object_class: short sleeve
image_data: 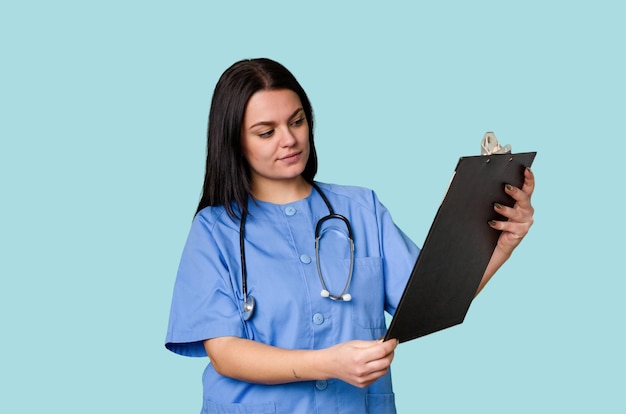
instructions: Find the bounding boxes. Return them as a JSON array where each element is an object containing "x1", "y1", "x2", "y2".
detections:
[
  {"x1": 165, "y1": 212, "x2": 246, "y2": 357},
  {"x1": 372, "y1": 192, "x2": 421, "y2": 315}
]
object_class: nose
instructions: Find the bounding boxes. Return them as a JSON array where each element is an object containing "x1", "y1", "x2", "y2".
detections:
[{"x1": 278, "y1": 126, "x2": 297, "y2": 147}]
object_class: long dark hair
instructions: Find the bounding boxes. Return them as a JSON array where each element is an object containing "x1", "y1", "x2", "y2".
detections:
[{"x1": 196, "y1": 58, "x2": 317, "y2": 218}]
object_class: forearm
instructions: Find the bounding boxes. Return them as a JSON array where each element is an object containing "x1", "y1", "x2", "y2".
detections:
[
  {"x1": 475, "y1": 245, "x2": 511, "y2": 296},
  {"x1": 204, "y1": 336, "x2": 330, "y2": 385}
]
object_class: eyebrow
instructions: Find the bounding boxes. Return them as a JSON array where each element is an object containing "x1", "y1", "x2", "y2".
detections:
[{"x1": 248, "y1": 108, "x2": 304, "y2": 130}]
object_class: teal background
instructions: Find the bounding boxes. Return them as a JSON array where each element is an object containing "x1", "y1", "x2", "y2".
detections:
[{"x1": 1, "y1": 1, "x2": 624, "y2": 412}]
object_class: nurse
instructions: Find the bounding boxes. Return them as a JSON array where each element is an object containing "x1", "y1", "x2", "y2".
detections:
[{"x1": 165, "y1": 58, "x2": 535, "y2": 414}]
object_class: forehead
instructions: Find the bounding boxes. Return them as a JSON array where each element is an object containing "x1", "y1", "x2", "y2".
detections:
[{"x1": 243, "y1": 89, "x2": 303, "y2": 124}]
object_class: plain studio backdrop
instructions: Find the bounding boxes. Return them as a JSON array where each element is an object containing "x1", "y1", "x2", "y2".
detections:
[{"x1": 1, "y1": 1, "x2": 624, "y2": 412}]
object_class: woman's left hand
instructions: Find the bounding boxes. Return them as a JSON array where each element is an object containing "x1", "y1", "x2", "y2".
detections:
[
  {"x1": 489, "y1": 167, "x2": 535, "y2": 255},
  {"x1": 477, "y1": 167, "x2": 535, "y2": 295}
]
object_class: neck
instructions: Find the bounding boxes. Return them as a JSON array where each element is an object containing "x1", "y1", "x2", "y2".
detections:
[{"x1": 250, "y1": 176, "x2": 312, "y2": 204}]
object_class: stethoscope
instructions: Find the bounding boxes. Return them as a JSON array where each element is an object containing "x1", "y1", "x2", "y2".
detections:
[{"x1": 239, "y1": 182, "x2": 354, "y2": 321}]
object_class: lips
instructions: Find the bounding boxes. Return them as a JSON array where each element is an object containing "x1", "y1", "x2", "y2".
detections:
[{"x1": 279, "y1": 151, "x2": 302, "y2": 163}]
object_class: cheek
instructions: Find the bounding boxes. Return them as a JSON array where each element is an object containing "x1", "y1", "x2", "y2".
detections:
[
  {"x1": 298, "y1": 128, "x2": 310, "y2": 149},
  {"x1": 243, "y1": 141, "x2": 270, "y2": 164},
  {"x1": 302, "y1": 135, "x2": 311, "y2": 156},
  {"x1": 241, "y1": 137, "x2": 257, "y2": 160}
]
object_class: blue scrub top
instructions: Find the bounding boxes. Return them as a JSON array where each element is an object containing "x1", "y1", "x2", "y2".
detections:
[{"x1": 165, "y1": 183, "x2": 420, "y2": 414}]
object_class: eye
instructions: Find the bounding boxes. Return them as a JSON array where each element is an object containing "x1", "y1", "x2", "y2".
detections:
[
  {"x1": 258, "y1": 129, "x2": 274, "y2": 138},
  {"x1": 291, "y1": 117, "x2": 305, "y2": 127}
]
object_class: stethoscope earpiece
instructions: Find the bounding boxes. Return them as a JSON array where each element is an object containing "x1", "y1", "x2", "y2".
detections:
[{"x1": 320, "y1": 290, "x2": 352, "y2": 301}]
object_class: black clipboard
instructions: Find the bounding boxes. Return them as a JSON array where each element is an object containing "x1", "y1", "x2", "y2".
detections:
[{"x1": 384, "y1": 152, "x2": 536, "y2": 343}]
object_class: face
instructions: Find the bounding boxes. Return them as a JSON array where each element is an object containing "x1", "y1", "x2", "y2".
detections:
[{"x1": 241, "y1": 89, "x2": 310, "y2": 189}]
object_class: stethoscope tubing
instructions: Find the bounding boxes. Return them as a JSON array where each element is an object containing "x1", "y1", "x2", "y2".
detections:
[{"x1": 239, "y1": 182, "x2": 354, "y2": 321}]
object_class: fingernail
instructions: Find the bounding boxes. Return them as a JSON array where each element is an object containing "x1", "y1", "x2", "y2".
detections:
[
  {"x1": 494, "y1": 203, "x2": 503, "y2": 210},
  {"x1": 506, "y1": 184, "x2": 513, "y2": 191},
  {"x1": 488, "y1": 220, "x2": 497, "y2": 227}
]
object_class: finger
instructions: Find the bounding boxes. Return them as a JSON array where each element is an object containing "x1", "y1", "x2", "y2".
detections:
[
  {"x1": 364, "y1": 353, "x2": 394, "y2": 373},
  {"x1": 353, "y1": 344, "x2": 390, "y2": 369},
  {"x1": 361, "y1": 350, "x2": 394, "y2": 380},
  {"x1": 380, "y1": 338, "x2": 398, "y2": 352},
  {"x1": 362, "y1": 365, "x2": 392, "y2": 385},
  {"x1": 349, "y1": 340, "x2": 377, "y2": 349},
  {"x1": 504, "y1": 182, "x2": 532, "y2": 211},
  {"x1": 504, "y1": 168, "x2": 535, "y2": 203},
  {"x1": 351, "y1": 365, "x2": 391, "y2": 388},
  {"x1": 521, "y1": 167, "x2": 535, "y2": 198},
  {"x1": 491, "y1": 220, "x2": 531, "y2": 239},
  {"x1": 347, "y1": 347, "x2": 394, "y2": 388},
  {"x1": 494, "y1": 201, "x2": 533, "y2": 223}
]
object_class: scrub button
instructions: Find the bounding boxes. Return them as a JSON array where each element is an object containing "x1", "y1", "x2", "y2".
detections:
[
  {"x1": 312, "y1": 313, "x2": 324, "y2": 325},
  {"x1": 285, "y1": 206, "x2": 297, "y2": 216},
  {"x1": 315, "y1": 380, "x2": 328, "y2": 390},
  {"x1": 300, "y1": 254, "x2": 311, "y2": 264}
]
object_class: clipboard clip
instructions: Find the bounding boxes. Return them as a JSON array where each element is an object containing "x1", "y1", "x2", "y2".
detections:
[{"x1": 481, "y1": 132, "x2": 511, "y2": 155}]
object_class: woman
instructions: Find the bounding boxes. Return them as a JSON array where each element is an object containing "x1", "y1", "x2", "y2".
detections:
[{"x1": 165, "y1": 58, "x2": 535, "y2": 413}]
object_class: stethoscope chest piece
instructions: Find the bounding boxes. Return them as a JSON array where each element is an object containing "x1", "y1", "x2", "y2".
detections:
[{"x1": 243, "y1": 295, "x2": 256, "y2": 321}]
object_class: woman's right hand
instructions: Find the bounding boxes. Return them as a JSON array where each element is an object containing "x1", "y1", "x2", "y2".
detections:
[{"x1": 322, "y1": 339, "x2": 398, "y2": 388}]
